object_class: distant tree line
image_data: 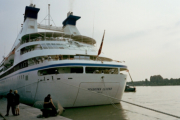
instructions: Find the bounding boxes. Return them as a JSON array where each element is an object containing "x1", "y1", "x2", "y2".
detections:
[{"x1": 127, "y1": 75, "x2": 180, "y2": 86}]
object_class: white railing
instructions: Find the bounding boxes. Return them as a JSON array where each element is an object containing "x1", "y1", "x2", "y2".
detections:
[
  {"x1": 37, "y1": 24, "x2": 63, "y2": 32},
  {"x1": 27, "y1": 57, "x2": 122, "y2": 67},
  {"x1": 21, "y1": 38, "x2": 67, "y2": 45}
]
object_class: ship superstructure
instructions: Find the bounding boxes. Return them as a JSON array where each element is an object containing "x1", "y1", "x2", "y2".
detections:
[{"x1": 0, "y1": 4, "x2": 127, "y2": 107}]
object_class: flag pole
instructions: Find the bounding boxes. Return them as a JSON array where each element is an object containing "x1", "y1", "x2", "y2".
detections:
[{"x1": 96, "y1": 30, "x2": 105, "y2": 60}]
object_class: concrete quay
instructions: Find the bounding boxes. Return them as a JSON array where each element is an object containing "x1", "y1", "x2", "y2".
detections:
[{"x1": 0, "y1": 98, "x2": 71, "y2": 120}]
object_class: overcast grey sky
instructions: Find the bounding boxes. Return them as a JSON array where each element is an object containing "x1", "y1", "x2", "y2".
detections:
[{"x1": 1, "y1": 0, "x2": 180, "y2": 81}]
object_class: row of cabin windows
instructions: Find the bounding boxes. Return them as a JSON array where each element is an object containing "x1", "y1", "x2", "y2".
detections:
[
  {"x1": 0, "y1": 57, "x2": 115, "y2": 79},
  {"x1": 28, "y1": 55, "x2": 111, "y2": 67},
  {"x1": 20, "y1": 43, "x2": 96, "y2": 55},
  {"x1": 39, "y1": 76, "x2": 61, "y2": 81},
  {"x1": 0, "y1": 67, "x2": 119, "y2": 81},
  {"x1": 21, "y1": 37, "x2": 69, "y2": 45},
  {"x1": 0, "y1": 75, "x2": 28, "y2": 83},
  {"x1": 18, "y1": 75, "x2": 24, "y2": 79},
  {"x1": 0, "y1": 60, "x2": 28, "y2": 79},
  {"x1": 38, "y1": 67, "x2": 118, "y2": 76},
  {"x1": 17, "y1": 75, "x2": 28, "y2": 80}
]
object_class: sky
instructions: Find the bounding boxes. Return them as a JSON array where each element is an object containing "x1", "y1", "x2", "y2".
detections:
[{"x1": 1, "y1": 0, "x2": 180, "y2": 81}]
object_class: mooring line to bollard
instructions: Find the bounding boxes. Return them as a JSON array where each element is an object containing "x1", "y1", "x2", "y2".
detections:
[
  {"x1": 57, "y1": 80, "x2": 180, "y2": 119},
  {"x1": 127, "y1": 70, "x2": 136, "y2": 88},
  {"x1": 101, "y1": 77, "x2": 161, "y2": 119},
  {"x1": 120, "y1": 100, "x2": 180, "y2": 119},
  {"x1": 0, "y1": 112, "x2": 6, "y2": 120},
  {"x1": 33, "y1": 81, "x2": 40, "y2": 103}
]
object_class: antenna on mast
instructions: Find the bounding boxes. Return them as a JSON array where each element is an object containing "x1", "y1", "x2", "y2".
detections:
[
  {"x1": 30, "y1": 0, "x2": 33, "y2": 4},
  {"x1": 38, "y1": 4, "x2": 57, "y2": 28},
  {"x1": 3, "y1": 43, "x2": 5, "y2": 59},
  {"x1": 48, "y1": 4, "x2": 50, "y2": 26}
]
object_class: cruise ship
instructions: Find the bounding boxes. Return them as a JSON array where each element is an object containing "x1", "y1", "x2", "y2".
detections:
[{"x1": 0, "y1": 4, "x2": 127, "y2": 107}]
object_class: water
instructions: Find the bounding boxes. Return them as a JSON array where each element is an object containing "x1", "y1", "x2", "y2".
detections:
[{"x1": 62, "y1": 86, "x2": 180, "y2": 120}]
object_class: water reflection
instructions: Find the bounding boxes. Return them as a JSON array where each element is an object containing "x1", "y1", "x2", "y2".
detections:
[{"x1": 62, "y1": 103, "x2": 127, "y2": 120}]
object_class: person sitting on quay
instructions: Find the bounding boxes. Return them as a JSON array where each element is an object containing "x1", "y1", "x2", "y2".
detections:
[
  {"x1": 5, "y1": 89, "x2": 15, "y2": 116},
  {"x1": 43, "y1": 94, "x2": 57, "y2": 117},
  {"x1": 14, "y1": 90, "x2": 20, "y2": 116}
]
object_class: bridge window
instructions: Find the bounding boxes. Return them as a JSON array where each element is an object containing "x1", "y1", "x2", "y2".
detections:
[
  {"x1": 86, "y1": 67, "x2": 118, "y2": 74},
  {"x1": 38, "y1": 67, "x2": 83, "y2": 76}
]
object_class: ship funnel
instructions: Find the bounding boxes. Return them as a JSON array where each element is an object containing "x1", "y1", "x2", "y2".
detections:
[
  {"x1": 62, "y1": 12, "x2": 81, "y2": 27},
  {"x1": 24, "y1": 4, "x2": 40, "y2": 22}
]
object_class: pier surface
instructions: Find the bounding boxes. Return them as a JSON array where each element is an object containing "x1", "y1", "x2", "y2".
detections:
[{"x1": 0, "y1": 98, "x2": 71, "y2": 120}]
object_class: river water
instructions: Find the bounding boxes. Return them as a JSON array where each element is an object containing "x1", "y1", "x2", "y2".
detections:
[{"x1": 62, "y1": 86, "x2": 180, "y2": 120}]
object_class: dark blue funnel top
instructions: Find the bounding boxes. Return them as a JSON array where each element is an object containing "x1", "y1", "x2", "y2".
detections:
[
  {"x1": 24, "y1": 6, "x2": 40, "y2": 22},
  {"x1": 62, "y1": 15, "x2": 81, "y2": 27}
]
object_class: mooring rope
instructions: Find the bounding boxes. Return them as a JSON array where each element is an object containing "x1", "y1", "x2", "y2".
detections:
[
  {"x1": 33, "y1": 80, "x2": 40, "y2": 103},
  {"x1": 120, "y1": 100, "x2": 180, "y2": 118},
  {"x1": 0, "y1": 112, "x2": 6, "y2": 120},
  {"x1": 102, "y1": 77, "x2": 121, "y2": 109},
  {"x1": 101, "y1": 77, "x2": 162, "y2": 119},
  {"x1": 127, "y1": 70, "x2": 135, "y2": 88},
  {"x1": 1, "y1": 80, "x2": 180, "y2": 119},
  {"x1": 57, "y1": 80, "x2": 180, "y2": 119}
]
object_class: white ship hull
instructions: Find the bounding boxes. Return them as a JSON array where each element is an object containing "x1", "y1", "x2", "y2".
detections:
[{"x1": 0, "y1": 60, "x2": 126, "y2": 107}]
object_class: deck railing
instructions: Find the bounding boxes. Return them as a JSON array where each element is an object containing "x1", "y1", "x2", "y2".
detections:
[{"x1": 27, "y1": 56, "x2": 121, "y2": 67}]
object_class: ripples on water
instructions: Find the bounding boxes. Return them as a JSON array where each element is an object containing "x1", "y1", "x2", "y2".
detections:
[{"x1": 62, "y1": 86, "x2": 180, "y2": 120}]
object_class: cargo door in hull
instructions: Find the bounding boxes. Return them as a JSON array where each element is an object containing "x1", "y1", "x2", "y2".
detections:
[{"x1": 73, "y1": 82, "x2": 120, "y2": 107}]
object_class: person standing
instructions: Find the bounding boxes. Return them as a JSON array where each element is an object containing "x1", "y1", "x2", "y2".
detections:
[
  {"x1": 5, "y1": 89, "x2": 15, "y2": 116},
  {"x1": 14, "y1": 90, "x2": 20, "y2": 116}
]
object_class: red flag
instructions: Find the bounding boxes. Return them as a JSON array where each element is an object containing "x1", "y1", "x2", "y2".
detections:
[{"x1": 97, "y1": 30, "x2": 105, "y2": 57}]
